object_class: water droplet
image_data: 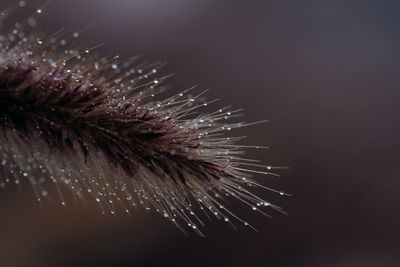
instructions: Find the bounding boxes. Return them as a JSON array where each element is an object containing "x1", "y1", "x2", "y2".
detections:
[{"x1": 28, "y1": 17, "x2": 37, "y2": 26}]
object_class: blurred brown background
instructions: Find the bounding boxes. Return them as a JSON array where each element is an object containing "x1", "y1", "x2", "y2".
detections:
[{"x1": 0, "y1": 0, "x2": 400, "y2": 266}]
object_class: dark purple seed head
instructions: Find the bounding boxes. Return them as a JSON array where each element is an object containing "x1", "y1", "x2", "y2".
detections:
[{"x1": 0, "y1": 2, "x2": 288, "y2": 235}]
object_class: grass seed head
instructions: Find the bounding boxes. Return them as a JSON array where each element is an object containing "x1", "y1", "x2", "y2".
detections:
[{"x1": 0, "y1": 2, "x2": 287, "y2": 235}]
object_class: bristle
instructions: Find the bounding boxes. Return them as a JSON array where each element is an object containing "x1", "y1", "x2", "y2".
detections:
[{"x1": 0, "y1": 2, "x2": 287, "y2": 235}]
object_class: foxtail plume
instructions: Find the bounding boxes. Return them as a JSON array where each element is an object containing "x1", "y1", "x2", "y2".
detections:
[{"x1": 0, "y1": 1, "x2": 288, "y2": 235}]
